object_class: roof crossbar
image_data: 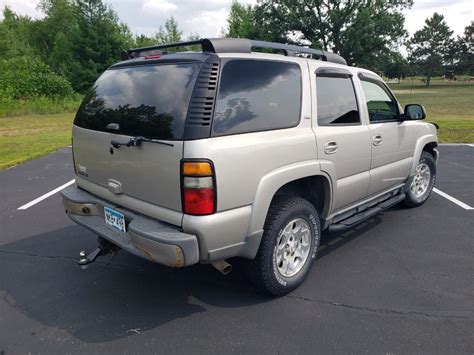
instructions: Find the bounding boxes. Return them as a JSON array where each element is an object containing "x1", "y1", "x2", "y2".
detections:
[{"x1": 121, "y1": 38, "x2": 347, "y2": 66}]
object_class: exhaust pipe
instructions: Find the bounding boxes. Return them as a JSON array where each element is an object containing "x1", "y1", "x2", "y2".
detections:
[{"x1": 211, "y1": 260, "x2": 232, "y2": 275}]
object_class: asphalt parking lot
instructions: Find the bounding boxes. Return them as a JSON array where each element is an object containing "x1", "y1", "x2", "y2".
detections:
[{"x1": 1, "y1": 145, "x2": 473, "y2": 353}]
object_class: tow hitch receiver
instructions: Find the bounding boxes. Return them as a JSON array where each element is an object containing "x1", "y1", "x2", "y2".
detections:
[{"x1": 78, "y1": 237, "x2": 119, "y2": 269}]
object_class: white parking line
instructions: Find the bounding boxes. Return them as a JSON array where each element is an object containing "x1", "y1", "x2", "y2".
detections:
[
  {"x1": 16, "y1": 179, "x2": 472, "y2": 212},
  {"x1": 17, "y1": 179, "x2": 75, "y2": 210},
  {"x1": 433, "y1": 188, "x2": 473, "y2": 210},
  {"x1": 439, "y1": 143, "x2": 474, "y2": 147}
]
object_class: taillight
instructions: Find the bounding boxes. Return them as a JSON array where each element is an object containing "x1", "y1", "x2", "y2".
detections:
[
  {"x1": 182, "y1": 161, "x2": 215, "y2": 215},
  {"x1": 72, "y1": 137, "x2": 77, "y2": 175}
]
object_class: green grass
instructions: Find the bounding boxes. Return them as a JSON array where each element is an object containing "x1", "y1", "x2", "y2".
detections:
[
  {"x1": 0, "y1": 95, "x2": 82, "y2": 118},
  {"x1": 0, "y1": 113, "x2": 75, "y2": 169},
  {"x1": 388, "y1": 79, "x2": 474, "y2": 142}
]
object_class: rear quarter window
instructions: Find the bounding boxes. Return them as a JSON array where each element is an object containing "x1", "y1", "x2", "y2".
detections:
[{"x1": 212, "y1": 60, "x2": 302, "y2": 136}]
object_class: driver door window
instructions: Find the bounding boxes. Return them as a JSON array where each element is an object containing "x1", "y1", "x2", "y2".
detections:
[{"x1": 361, "y1": 80, "x2": 399, "y2": 122}]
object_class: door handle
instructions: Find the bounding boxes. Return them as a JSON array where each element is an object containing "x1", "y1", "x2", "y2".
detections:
[
  {"x1": 324, "y1": 141, "x2": 338, "y2": 154},
  {"x1": 372, "y1": 134, "x2": 383, "y2": 146}
]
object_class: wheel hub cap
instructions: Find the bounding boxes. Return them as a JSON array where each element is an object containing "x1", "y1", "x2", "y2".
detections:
[
  {"x1": 274, "y1": 218, "x2": 311, "y2": 278},
  {"x1": 410, "y1": 162, "x2": 431, "y2": 197}
]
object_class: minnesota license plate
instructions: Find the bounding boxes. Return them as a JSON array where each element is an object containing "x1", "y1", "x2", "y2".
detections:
[{"x1": 104, "y1": 207, "x2": 126, "y2": 233}]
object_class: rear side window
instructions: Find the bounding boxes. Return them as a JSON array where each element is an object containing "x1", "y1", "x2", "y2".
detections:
[
  {"x1": 74, "y1": 63, "x2": 200, "y2": 140},
  {"x1": 316, "y1": 76, "x2": 360, "y2": 125},
  {"x1": 212, "y1": 60, "x2": 301, "y2": 136}
]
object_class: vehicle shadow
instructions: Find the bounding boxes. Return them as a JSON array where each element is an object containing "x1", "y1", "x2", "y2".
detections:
[
  {"x1": 0, "y1": 217, "x2": 382, "y2": 343},
  {"x1": 319, "y1": 216, "x2": 383, "y2": 258}
]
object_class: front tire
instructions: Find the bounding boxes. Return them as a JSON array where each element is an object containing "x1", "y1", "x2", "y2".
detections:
[
  {"x1": 246, "y1": 197, "x2": 321, "y2": 296},
  {"x1": 405, "y1": 151, "x2": 436, "y2": 208}
]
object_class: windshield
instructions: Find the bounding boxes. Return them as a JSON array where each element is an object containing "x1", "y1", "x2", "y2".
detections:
[{"x1": 74, "y1": 63, "x2": 200, "y2": 140}]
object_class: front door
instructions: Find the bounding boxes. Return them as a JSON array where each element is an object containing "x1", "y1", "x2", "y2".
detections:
[
  {"x1": 311, "y1": 66, "x2": 372, "y2": 212},
  {"x1": 358, "y1": 75, "x2": 415, "y2": 195}
]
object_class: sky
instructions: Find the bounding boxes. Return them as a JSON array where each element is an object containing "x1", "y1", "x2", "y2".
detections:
[{"x1": 0, "y1": 0, "x2": 472, "y2": 39}]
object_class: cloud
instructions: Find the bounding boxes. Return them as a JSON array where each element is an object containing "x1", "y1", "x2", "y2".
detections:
[
  {"x1": 0, "y1": 0, "x2": 42, "y2": 19},
  {"x1": 143, "y1": 0, "x2": 177, "y2": 14},
  {"x1": 181, "y1": 8, "x2": 230, "y2": 37},
  {"x1": 0, "y1": 0, "x2": 470, "y2": 39},
  {"x1": 403, "y1": 0, "x2": 472, "y2": 36}
]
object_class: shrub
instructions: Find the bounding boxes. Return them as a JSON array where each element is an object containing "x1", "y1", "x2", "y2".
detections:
[{"x1": 0, "y1": 56, "x2": 74, "y2": 99}]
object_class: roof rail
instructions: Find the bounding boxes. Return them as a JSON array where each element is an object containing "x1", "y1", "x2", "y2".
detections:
[{"x1": 121, "y1": 38, "x2": 347, "y2": 66}]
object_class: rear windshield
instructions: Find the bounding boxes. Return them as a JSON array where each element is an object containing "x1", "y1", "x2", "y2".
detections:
[{"x1": 74, "y1": 63, "x2": 200, "y2": 140}]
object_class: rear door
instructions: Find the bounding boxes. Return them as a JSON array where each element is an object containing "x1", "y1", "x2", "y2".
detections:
[
  {"x1": 310, "y1": 66, "x2": 372, "y2": 212},
  {"x1": 358, "y1": 73, "x2": 415, "y2": 195},
  {"x1": 72, "y1": 62, "x2": 201, "y2": 219}
]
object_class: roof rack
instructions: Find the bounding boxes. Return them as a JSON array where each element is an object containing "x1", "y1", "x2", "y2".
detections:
[{"x1": 122, "y1": 38, "x2": 347, "y2": 66}]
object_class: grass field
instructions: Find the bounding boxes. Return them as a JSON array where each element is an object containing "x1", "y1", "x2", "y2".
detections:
[
  {"x1": 0, "y1": 96, "x2": 82, "y2": 118},
  {"x1": 0, "y1": 113, "x2": 75, "y2": 169},
  {"x1": 388, "y1": 79, "x2": 474, "y2": 142},
  {"x1": 0, "y1": 79, "x2": 472, "y2": 170}
]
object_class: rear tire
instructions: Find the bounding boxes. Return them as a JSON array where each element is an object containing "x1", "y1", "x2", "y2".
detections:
[
  {"x1": 246, "y1": 197, "x2": 321, "y2": 296},
  {"x1": 405, "y1": 151, "x2": 436, "y2": 208}
]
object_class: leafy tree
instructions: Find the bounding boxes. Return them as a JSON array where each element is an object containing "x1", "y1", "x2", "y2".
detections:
[
  {"x1": 225, "y1": 1, "x2": 286, "y2": 43},
  {"x1": 455, "y1": 22, "x2": 474, "y2": 75},
  {"x1": 155, "y1": 17, "x2": 182, "y2": 44},
  {"x1": 227, "y1": 2, "x2": 257, "y2": 39},
  {"x1": 226, "y1": 0, "x2": 411, "y2": 69},
  {"x1": 67, "y1": 0, "x2": 134, "y2": 92},
  {"x1": 383, "y1": 52, "x2": 410, "y2": 82},
  {"x1": 135, "y1": 34, "x2": 155, "y2": 48},
  {"x1": 133, "y1": 19, "x2": 201, "y2": 53},
  {"x1": 34, "y1": 0, "x2": 79, "y2": 78},
  {"x1": 0, "y1": 7, "x2": 36, "y2": 57},
  {"x1": 0, "y1": 56, "x2": 73, "y2": 99},
  {"x1": 0, "y1": 2, "x2": 197, "y2": 96},
  {"x1": 407, "y1": 13, "x2": 454, "y2": 86}
]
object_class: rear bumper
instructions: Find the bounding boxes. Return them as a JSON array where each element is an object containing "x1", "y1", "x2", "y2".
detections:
[{"x1": 61, "y1": 185, "x2": 199, "y2": 267}]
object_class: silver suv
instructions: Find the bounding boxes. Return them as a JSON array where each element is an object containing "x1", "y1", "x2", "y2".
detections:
[{"x1": 61, "y1": 38, "x2": 438, "y2": 295}]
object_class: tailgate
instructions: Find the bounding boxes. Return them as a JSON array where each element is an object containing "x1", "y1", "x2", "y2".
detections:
[
  {"x1": 73, "y1": 126, "x2": 183, "y2": 212},
  {"x1": 72, "y1": 62, "x2": 202, "y2": 219}
]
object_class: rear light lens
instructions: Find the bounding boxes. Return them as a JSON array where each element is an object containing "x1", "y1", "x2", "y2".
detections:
[
  {"x1": 183, "y1": 177, "x2": 213, "y2": 189},
  {"x1": 184, "y1": 189, "x2": 214, "y2": 215},
  {"x1": 182, "y1": 160, "x2": 215, "y2": 215},
  {"x1": 183, "y1": 162, "x2": 212, "y2": 176}
]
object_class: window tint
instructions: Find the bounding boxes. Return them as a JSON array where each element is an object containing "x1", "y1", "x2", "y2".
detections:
[
  {"x1": 74, "y1": 63, "x2": 200, "y2": 140},
  {"x1": 360, "y1": 80, "x2": 399, "y2": 122},
  {"x1": 316, "y1": 76, "x2": 360, "y2": 125},
  {"x1": 212, "y1": 60, "x2": 301, "y2": 136}
]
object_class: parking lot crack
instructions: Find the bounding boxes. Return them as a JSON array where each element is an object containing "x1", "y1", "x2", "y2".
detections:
[
  {"x1": 0, "y1": 249, "x2": 130, "y2": 269},
  {"x1": 0, "y1": 249, "x2": 77, "y2": 261},
  {"x1": 285, "y1": 295, "x2": 474, "y2": 321}
]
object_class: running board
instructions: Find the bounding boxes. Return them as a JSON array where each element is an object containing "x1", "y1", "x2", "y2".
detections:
[{"x1": 328, "y1": 193, "x2": 406, "y2": 233}]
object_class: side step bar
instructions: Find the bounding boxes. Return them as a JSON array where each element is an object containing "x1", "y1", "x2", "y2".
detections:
[{"x1": 328, "y1": 193, "x2": 406, "y2": 233}]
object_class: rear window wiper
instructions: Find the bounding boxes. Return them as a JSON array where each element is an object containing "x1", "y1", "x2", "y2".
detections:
[{"x1": 111, "y1": 136, "x2": 174, "y2": 148}]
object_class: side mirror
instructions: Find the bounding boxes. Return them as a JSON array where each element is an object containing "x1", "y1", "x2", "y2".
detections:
[{"x1": 404, "y1": 104, "x2": 426, "y2": 120}]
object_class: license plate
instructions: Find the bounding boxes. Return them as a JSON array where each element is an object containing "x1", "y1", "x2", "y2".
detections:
[{"x1": 104, "y1": 207, "x2": 126, "y2": 233}]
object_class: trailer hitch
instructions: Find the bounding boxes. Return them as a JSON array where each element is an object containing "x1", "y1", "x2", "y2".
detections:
[{"x1": 78, "y1": 237, "x2": 119, "y2": 269}]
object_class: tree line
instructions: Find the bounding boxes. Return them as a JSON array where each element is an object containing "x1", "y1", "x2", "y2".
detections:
[
  {"x1": 0, "y1": 0, "x2": 473, "y2": 101},
  {"x1": 0, "y1": 0, "x2": 196, "y2": 99},
  {"x1": 228, "y1": 1, "x2": 473, "y2": 85}
]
